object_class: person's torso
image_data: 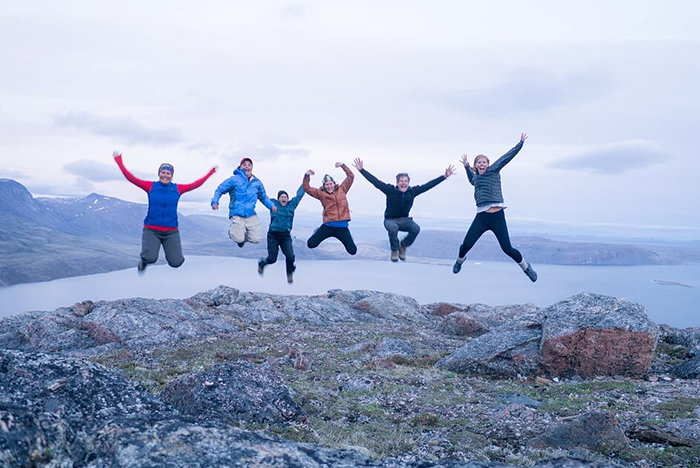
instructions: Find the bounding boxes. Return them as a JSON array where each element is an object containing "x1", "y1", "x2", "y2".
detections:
[
  {"x1": 145, "y1": 182, "x2": 181, "y2": 227},
  {"x1": 319, "y1": 187, "x2": 350, "y2": 222},
  {"x1": 473, "y1": 170, "x2": 504, "y2": 207},
  {"x1": 229, "y1": 175, "x2": 263, "y2": 217},
  {"x1": 269, "y1": 200, "x2": 297, "y2": 232},
  {"x1": 385, "y1": 188, "x2": 416, "y2": 219}
]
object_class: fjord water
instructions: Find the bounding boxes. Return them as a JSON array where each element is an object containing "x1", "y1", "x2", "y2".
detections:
[{"x1": 0, "y1": 256, "x2": 697, "y2": 327}]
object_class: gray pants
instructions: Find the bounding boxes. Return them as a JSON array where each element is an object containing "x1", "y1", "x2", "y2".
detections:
[
  {"x1": 141, "y1": 228, "x2": 185, "y2": 268},
  {"x1": 383, "y1": 217, "x2": 420, "y2": 252}
]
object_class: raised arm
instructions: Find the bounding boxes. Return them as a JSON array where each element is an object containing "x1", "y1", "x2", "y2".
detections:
[
  {"x1": 337, "y1": 162, "x2": 354, "y2": 193},
  {"x1": 178, "y1": 166, "x2": 217, "y2": 195},
  {"x1": 461, "y1": 154, "x2": 476, "y2": 186},
  {"x1": 411, "y1": 165, "x2": 455, "y2": 196},
  {"x1": 491, "y1": 134, "x2": 527, "y2": 172},
  {"x1": 354, "y1": 158, "x2": 393, "y2": 195},
  {"x1": 303, "y1": 169, "x2": 323, "y2": 199},
  {"x1": 287, "y1": 182, "x2": 306, "y2": 209},
  {"x1": 113, "y1": 152, "x2": 152, "y2": 192}
]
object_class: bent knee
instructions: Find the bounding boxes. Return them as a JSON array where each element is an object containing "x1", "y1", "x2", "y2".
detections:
[{"x1": 168, "y1": 258, "x2": 185, "y2": 268}]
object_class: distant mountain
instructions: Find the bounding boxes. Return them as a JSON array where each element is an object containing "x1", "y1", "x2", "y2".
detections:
[{"x1": 1, "y1": 179, "x2": 698, "y2": 286}]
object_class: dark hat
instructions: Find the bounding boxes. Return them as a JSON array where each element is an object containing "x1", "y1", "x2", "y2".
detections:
[
  {"x1": 277, "y1": 190, "x2": 289, "y2": 199},
  {"x1": 239, "y1": 157, "x2": 253, "y2": 166}
]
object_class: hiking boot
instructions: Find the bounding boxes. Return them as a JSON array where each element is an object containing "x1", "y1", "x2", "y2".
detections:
[
  {"x1": 390, "y1": 250, "x2": 399, "y2": 262},
  {"x1": 523, "y1": 263, "x2": 538, "y2": 282},
  {"x1": 258, "y1": 259, "x2": 265, "y2": 276},
  {"x1": 137, "y1": 259, "x2": 147, "y2": 275},
  {"x1": 452, "y1": 258, "x2": 464, "y2": 274},
  {"x1": 398, "y1": 243, "x2": 406, "y2": 261},
  {"x1": 286, "y1": 272, "x2": 294, "y2": 284},
  {"x1": 237, "y1": 241, "x2": 245, "y2": 248}
]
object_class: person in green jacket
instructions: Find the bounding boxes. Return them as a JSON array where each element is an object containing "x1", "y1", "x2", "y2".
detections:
[{"x1": 258, "y1": 181, "x2": 305, "y2": 283}]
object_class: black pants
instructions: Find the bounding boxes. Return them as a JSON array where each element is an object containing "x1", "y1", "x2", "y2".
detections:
[
  {"x1": 307, "y1": 224, "x2": 357, "y2": 255},
  {"x1": 458, "y1": 210, "x2": 522, "y2": 263},
  {"x1": 261, "y1": 231, "x2": 296, "y2": 273},
  {"x1": 140, "y1": 227, "x2": 184, "y2": 267},
  {"x1": 383, "y1": 217, "x2": 420, "y2": 251}
]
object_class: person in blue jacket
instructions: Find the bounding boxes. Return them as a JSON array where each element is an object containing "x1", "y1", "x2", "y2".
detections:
[
  {"x1": 211, "y1": 157, "x2": 276, "y2": 247},
  {"x1": 453, "y1": 133, "x2": 537, "y2": 282},
  {"x1": 257, "y1": 181, "x2": 305, "y2": 283}
]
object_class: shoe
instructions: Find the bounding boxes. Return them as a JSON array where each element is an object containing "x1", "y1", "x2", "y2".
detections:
[
  {"x1": 286, "y1": 272, "x2": 294, "y2": 284},
  {"x1": 452, "y1": 258, "x2": 464, "y2": 274},
  {"x1": 237, "y1": 242, "x2": 245, "y2": 248},
  {"x1": 523, "y1": 263, "x2": 538, "y2": 282},
  {"x1": 390, "y1": 250, "x2": 399, "y2": 262},
  {"x1": 137, "y1": 259, "x2": 147, "y2": 275},
  {"x1": 258, "y1": 259, "x2": 265, "y2": 276},
  {"x1": 398, "y1": 243, "x2": 406, "y2": 261}
]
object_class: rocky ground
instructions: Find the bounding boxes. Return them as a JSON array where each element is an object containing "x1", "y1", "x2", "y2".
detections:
[{"x1": 1, "y1": 286, "x2": 699, "y2": 467}]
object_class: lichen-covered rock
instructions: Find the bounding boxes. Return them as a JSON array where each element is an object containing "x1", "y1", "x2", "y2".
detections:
[
  {"x1": 659, "y1": 324, "x2": 700, "y2": 355},
  {"x1": 329, "y1": 289, "x2": 427, "y2": 322},
  {"x1": 436, "y1": 326, "x2": 542, "y2": 377},
  {"x1": 377, "y1": 337, "x2": 415, "y2": 357},
  {"x1": 438, "y1": 312, "x2": 489, "y2": 337},
  {"x1": 160, "y1": 360, "x2": 307, "y2": 425},
  {"x1": 672, "y1": 355, "x2": 700, "y2": 379},
  {"x1": 539, "y1": 293, "x2": 658, "y2": 378},
  {"x1": 528, "y1": 412, "x2": 629, "y2": 450}
]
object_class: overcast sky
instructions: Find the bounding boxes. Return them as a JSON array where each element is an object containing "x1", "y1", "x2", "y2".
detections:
[{"x1": 1, "y1": 1, "x2": 699, "y2": 239}]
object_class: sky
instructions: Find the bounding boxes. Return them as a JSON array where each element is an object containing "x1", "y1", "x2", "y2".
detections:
[{"x1": 1, "y1": 0, "x2": 699, "y2": 240}]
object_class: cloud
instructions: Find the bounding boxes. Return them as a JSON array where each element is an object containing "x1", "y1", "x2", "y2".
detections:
[
  {"x1": 53, "y1": 111, "x2": 182, "y2": 145},
  {"x1": 422, "y1": 70, "x2": 612, "y2": 117},
  {"x1": 280, "y1": 3, "x2": 306, "y2": 19},
  {"x1": 0, "y1": 169, "x2": 29, "y2": 179},
  {"x1": 549, "y1": 140, "x2": 665, "y2": 174},
  {"x1": 225, "y1": 143, "x2": 311, "y2": 165},
  {"x1": 64, "y1": 159, "x2": 123, "y2": 182}
]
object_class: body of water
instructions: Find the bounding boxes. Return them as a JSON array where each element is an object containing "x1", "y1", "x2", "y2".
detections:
[{"x1": 0, "y1": 256, "x2": 698, "y2": 327}]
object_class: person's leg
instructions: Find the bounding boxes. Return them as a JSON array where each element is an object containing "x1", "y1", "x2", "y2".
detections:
[
  {"x1": 487, "y1": 210, "x2": 537, "y2": 282},
  {"x1": 383, "y1": 219, "x2": 400, "y2": 255},
  {"x1": 332, "y1": 227, "x2": 358, "y2": 255},
  {"x1": 161, "y1": 229, "x2": 185, "y2": 268},
  {"x1": 228, "y1": 216, "x2": 246, "y2": 245},
  {"x1": 259, "y1": 231, "x2": 281, "y2": 272},
  {"x1": 245, "y1": 215, "x2": 263, "y2": 244},
  {"x1": 139, "y1": 228, "x2": 161, "y2": 272},
  {"x1": 398, "y1": 218, "x2": 421, "y2": 248},
  {"x1": 279, "y1": 233, "x2": 295, "y2": 274},
  {"x1": 307, "y1": 225, "x2": 332, "y2": 249},
  {"x1": 454, "y1": 214, "x2": 488, "y2": 273}
]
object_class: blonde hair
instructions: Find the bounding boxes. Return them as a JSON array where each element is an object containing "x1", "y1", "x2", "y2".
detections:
[{"x1": 473, "y1": 154, "x2": 490, "y2": 166}]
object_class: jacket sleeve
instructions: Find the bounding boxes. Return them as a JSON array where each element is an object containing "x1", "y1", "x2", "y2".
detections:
[
  {"x1": 178, "y1": 167, "x2": 217, "y2": 195},
  {"x1": 257, "y1": 182, "x2": 274, "y2": 210},
  {"x1": 359, "y1": 168, "x2": 393, "y2": 195},
  {"x1": 465, "y1": 165, "x2": 476, "y2": 186},
  {"x1": 114, "y1": 156, "x2": 153, "y2": 192},
  {"x1": 211, "y1": 176, "x2": 236, "y2": 206},
  {"x1": 411, "y1": 175, "x2": 447, "y2": 197},
  {"x1": 303, "y1": 174, "x2": 323, "y2": 200},
  {"x1": 338, "y1": 164, "x2": 354, "y2": 193},
  {"x1": 490, "y1": 140, "x2": 524, "y2": 172},
  {"x1": 287, "y1": 183, "x2": 305, "y2": 210}
]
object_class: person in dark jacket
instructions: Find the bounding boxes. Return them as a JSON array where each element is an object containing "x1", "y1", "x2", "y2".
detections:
[
  {"x1": 353, "y1": 158, "x2": 455, "y2": 261},
  {"x1": 258, "y1": 182, "x2": 305, "y2": 283},
  {"x1": 113, "y1": 151, "x2": 217, "y2": 274},
  {"x1": 453, "y1": 133, "x2": 537, "y2": 282}
]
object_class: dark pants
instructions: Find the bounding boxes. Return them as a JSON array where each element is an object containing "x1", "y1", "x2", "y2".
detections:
[
  {"x1": 261, "y1": 231, "x2": 296, "y2": 273},
  {"x1": 307, "y1": 224, "x2": 357, "y2": 255},
  {"x1": 458, "y1": 210, "x2": 522, "y2": 263},
  {"x1": 141, "y1": 227, "x2": 184, "y2": 268},
  {"x1": 383, "y1": 217, "x2": 420, "y2": 252}
]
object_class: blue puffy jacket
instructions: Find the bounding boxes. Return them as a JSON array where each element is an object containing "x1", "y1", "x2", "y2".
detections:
[{"x1": 211, "y1": 169, "x2": 273, "y2": 218}]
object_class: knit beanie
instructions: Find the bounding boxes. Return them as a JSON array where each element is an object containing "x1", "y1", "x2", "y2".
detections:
[
  {"x1": 322, "y1": 174, "x2": 335, "y2": 185},
  {"x1": 277, "y1": 190, "x2": 289, "y2": 199},
  {"x1": 158, "y1": 163, "x2": 174, "y2": 175}
]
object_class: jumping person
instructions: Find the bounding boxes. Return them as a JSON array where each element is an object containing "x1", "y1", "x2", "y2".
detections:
[
  {"x1": 113, "y1": 151, "x2": 217, "y2": 273},
  {"x1": 211, "y1": 157, "x2": 276, "y2": 247},
  {"x1": 353, "y1": 158, "x2": 455, "y2": 262},
  {"x1": 453, "y1": 133, "x2": 537, "y2": 281},
  {"x1": 258, "y1": 182, "x2": 305, "y2": 283},
  {"x1": 303, "y1": 162, "x2": 357, "y2": 255}
]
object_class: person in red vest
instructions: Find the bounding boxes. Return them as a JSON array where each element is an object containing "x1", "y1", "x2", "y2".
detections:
[{"x1": 114, "y1": 151, "x2": 217, "y2": 274}]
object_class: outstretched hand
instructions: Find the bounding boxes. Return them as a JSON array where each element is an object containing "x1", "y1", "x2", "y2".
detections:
[
  {"x1": 520, "y1": 133, "x2": 528, "y2": 143},
  {"x1": 305, "y1": 169, "x2": 315, "y2": 176},
  {"x1": 271, "y1": 205, "x2": 277, "y2": 213},
  {"x1": 352, "y1": 158, "x2": 363, "y2": 171},
  {"x1": 460, "y1": 154, "x2": 470, "y2": 168},
  {"x1": 444, "y1": 164, "x2": 456, "y2": 178},
  {"x1": 334, "y1": 162, "x2": 344, "y2": 168},
  {"x1": 211, "y1": 204, "x2": 219, "y2": 211},
  {"x1": 113, "y1": 150, "x2": 122, "y2": 159}
]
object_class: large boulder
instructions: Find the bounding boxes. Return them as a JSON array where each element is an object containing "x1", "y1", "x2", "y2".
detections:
[
  {"x1": 539, "y1": 293, "x2": 658, "y2": 378},
  {"x1": 528, "y1": 412, "x2": 629, "y2": 450},
  {"x1": 672, "y1": 355, "x2": 700, "y2": 379},
  {"x1": 160, "y1": 360, "x2": 306, "y2": 425}
]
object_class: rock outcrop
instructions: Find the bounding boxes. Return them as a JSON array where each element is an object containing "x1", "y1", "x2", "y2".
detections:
[
  {"x1": 539, "y1": 293, "x2": 658, "y2": 378},
  {"x1": 528, "y1": 412, "x2": 629, "y2": 450}
]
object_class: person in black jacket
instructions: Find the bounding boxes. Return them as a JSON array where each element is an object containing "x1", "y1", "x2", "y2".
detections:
[{"x1": 353, "y1": 158, "x2": 454, "y2": 262}]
